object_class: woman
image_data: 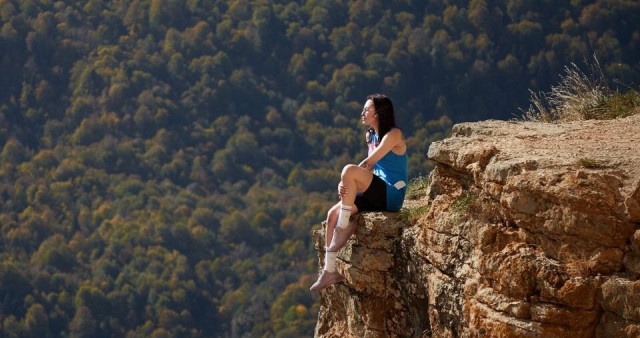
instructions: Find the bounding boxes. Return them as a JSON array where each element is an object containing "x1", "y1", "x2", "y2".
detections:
[{"x1": 310, "y1": 93, "x2": 408, "y2": 292}]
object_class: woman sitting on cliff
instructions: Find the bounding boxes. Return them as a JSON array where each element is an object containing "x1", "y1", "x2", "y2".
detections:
[{"x1": 310, "y1": 93, "x2": 408, "y2": 292}]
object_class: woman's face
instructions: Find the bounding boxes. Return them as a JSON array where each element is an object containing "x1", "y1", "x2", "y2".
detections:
[{"x1": 361, "y1": 99, "x2": 377, "y2": 127}]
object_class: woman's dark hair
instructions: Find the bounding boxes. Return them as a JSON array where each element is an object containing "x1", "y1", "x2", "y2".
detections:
[{"x1": 367, "y1": 93, "x2": 397, "y2": 140}]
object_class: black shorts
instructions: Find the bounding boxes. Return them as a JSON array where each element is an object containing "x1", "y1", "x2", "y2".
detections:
[{"x1": 354, "y1": 175, "x2": 387, "y2": 211}]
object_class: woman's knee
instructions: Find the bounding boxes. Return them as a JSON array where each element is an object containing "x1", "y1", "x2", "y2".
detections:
[{"x1": 341, "y1": 164, "x2": 358, "y2": 179}]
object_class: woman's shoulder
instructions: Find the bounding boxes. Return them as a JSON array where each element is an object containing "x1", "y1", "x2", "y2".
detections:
[
  {"x1": 386, "y1": 128, "x2": 406, "y2": 152},
  {"x1": 386, "y1": 128, "x2": 404, "y2": 140}
]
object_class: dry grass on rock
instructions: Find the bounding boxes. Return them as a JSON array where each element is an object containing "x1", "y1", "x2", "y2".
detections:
[{"x1": 522, "y1": 56, "x2": 640, "y2": 122}]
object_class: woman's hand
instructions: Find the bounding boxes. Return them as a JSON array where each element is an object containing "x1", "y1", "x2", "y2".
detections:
[{"x1": 338, "y1": 182, "x2": 348, "y2": 200}]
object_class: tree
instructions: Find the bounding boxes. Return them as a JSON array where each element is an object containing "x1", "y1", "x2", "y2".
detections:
[
  {"x1": 24, "y1": 303, "x2": 49, "y2": 337},
  {"x1": 149, "y1": 0, "x2": 170, "y2": 31},
  {"x1": 69, "y1": 306, "x2": 97, "y2": 338},
  {"x1": 220, "y1": 211, "x2": 252, "y2": 245},
  {"x1": 32, "y1": 234, "x2": 76, "y2": 272},
  {"x1": 1, "y1": 138, "x2": 28, "y2": 165},
  {"x1": 75, "y1": 286, "x2": 110, "y2": 318},
  {"x1": 2, "y1": 315, "x2": 26, "y2": 337},
  {"x1": 468, "y1": 0, "x2": 489, "y2": 29},
  {"x1": 0, "y1": 262, "x2": 33, "y2": 316}
]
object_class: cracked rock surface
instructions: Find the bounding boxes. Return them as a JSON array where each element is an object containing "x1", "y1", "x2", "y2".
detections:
[{"x1": 314, "y1": 115, "x2": 640, "y2": 337}]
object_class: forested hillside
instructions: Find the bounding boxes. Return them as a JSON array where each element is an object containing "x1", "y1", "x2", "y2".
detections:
[{"x1": 0, "y1": 0, "x2": 638, "y2": 337}]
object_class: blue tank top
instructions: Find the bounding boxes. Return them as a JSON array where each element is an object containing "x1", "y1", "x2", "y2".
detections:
[{"x1": 368, "y1": 132, "x2": 408, "y2": 211}]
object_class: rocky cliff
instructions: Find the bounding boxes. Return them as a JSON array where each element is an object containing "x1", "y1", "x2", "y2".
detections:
[{"x1": 313, "y1": 114, "x2": 640, "y2": 337}]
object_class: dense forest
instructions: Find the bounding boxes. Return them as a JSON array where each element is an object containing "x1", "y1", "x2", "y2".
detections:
[{"x1": 0, "y1": 0, "x2": 638, "y2": 336}]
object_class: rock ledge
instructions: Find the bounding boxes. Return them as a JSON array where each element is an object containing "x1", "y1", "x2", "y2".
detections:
[{"x1": 314, "y1": 115, "x2": 640, "y2": 337}]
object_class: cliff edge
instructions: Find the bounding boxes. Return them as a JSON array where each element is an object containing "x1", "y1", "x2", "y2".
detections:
[{"x1": 313, "y1": 114, "x2": 640, "y2": 337}]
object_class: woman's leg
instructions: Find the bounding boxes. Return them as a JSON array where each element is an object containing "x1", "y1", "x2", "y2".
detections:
[
  {"x1": 325, "y1": 203, "x2": 339, "y2": 248},
  {"x1": 311, "y1": 206, "x2": 353, "y2": 291},
  {"x1": 332, "y1": 164, "x2": 372, "y2": 232},
  {"x1": 326, "y1": 164, "x2": 372, "y2": 247},
  {"x1": 311, "y1": 165, "x2": 373, "y2": 292},
  {"x1": 325, "y1": 202, "x2": 360, "y2": 248},
  {"x1": 339, "y1": 164, "x2": 374, "y2": 208}
]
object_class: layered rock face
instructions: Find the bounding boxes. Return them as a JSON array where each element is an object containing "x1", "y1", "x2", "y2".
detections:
[{"x1": 314, "y1": 114, "x2": 640, "y2": 337}]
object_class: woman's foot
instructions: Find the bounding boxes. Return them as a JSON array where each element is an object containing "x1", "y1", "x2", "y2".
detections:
[{"x1": 310, "y1": 270, "x2": 345, "y2": 292}]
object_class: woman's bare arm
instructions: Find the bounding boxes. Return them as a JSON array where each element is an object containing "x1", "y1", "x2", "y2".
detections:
[{"x1": 358, "y1": 128, "x2": 403, "y2": 170}]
